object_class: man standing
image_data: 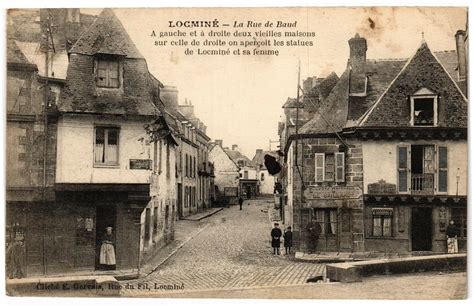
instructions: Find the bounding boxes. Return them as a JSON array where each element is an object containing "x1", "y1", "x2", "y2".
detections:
[
  {"x1": 271, "y1": 223, "x2": 282, "y2": 255},
  {"x1": 306, "y1": 220, "x2": 322, "y2": 254},
  {"x1": 284, "y1": 226, "x2": 293, "y2": 255},
  {"x1": 239, "y1": 196, "x2": 244, "y2": 210},
  {"x1": 446, "y1": 220, "x2": 459, "y2": 254}
]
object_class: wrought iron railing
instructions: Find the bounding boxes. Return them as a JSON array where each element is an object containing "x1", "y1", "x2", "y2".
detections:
[{"x1": 411, "y1": 173, "x2": 434, "y2": 194}]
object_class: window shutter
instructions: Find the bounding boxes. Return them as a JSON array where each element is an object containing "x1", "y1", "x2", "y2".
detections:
[
  {"x1": 315, "y1": 153, "x2": 325, "y2": 183},
  {"x1": 438, "y1": 146, "x2": 448, "y2": 193},
  {"x1": 335, "y1": 152, "x2": 345, "y2": 182},
  {"x1": 398, "y1": 145, "x2": 410, "y2": 193}
]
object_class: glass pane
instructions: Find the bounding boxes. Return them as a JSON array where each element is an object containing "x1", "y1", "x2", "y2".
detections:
[
  {"x1": 383, "y1": 217, "x2": 392, "y2": 236},
  {"x1": 373, "y1": 216, "x2": 382, "y2": 236},
  {"x1": 398, "y1": 146, "x2": 407, "y2": 168},
  {"x1": 107, "y1": 129, "x2": 118, "y2": 145},
  {"x1": 336, "y1": 152, "x2": 344, "y2": 165},
  {"x1": 399, "y1": 170, "x2": 407, "y2": 192},
  {"x1": 438, "y1": 170, "x2": 447, "y2": 192},
  {"x1": 95, "y1": 127, "x2": 105, "y2": 144},
  {"x1": 108, "y1": 78, "x2": 119, "y2": 88},
  {"x1": 316, "y1": 154, "x2": 324, "y2": 167},
  {"x1": 439, "y1": 147, "x2": 447, "y2": 169},
  {"x1": 316, "y1": 168, "x2": 323, "y2": 182}
]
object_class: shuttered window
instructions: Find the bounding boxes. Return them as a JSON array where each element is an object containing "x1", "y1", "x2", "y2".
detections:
[
  {"x1": 335, "y1": 152, "x2": 345, "y2": 182},
  {"x1": 438, "y1": 146, "x2": 448, "y2": 193},
  {"x1": 315, "y1": 153, "x2": 325, "y2": 183},
  {"x1": 96, "y1": 59, "x2": 120, "y2": 88},
  {"x1": 398, "y1": 145, "x2": 409, "y2": 193}
]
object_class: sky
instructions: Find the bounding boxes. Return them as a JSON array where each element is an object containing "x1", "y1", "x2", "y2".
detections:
[{"x1": 82, "y1": 7, "x2": 467, "y2": 158}]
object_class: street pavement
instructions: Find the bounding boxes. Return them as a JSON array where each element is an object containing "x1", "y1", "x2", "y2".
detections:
[{"x1": 120, "y1": 198, "x2": 325, "y2": 296}]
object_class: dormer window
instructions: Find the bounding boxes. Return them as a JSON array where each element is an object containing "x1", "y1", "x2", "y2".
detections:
[
  {"x1": 94, "y1": 56, "x2": 121, "y2": 88},
  {"x1": 410, "y1": 88, "x2": 438, "y2": 126}
]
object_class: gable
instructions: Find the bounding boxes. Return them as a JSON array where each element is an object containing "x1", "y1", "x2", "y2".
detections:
[
  {"x1": 70, "y1": 9, "x2": 143, "y2": 58},
  {"x1": 209, "y1": 145, "x2": 239, "y2": 172},
  {"x1": 361, "y1": 43, "x2": 467, "y2": 128}
]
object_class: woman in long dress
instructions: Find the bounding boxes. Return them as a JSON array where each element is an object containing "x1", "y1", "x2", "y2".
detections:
[{"x1": 100, "y1": 226, "x2": 116, "y2": 270}]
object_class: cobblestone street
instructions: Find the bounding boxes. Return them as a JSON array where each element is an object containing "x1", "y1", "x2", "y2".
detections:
[{"x1": 121, "y1": 198, "x2": 325, "y2": 296}]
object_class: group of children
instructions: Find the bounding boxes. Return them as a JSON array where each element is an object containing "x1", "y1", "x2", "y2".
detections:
[{"x1": 270, "y1": 222, "x2": 292, "y2": 255}]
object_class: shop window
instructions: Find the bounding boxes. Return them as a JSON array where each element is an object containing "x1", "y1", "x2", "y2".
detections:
[
  {"x1": 95, "y1": 57, "x2": 120, "y2": 88},
  {"x1": 315, "y1": 152, "x2": 345, "y2": 183},
  {"x1": 94, "y1": 127, "x2": 119, "y2": 166},
  {"x1": 314, "y1": 208, "x2": 337, "y2": 235},
  {"x1": 372, "y1": 208, "x2": 393, "y2": 237},
  {"x1": 452, "y1": 207, "x2": 467, "y2": 238}
]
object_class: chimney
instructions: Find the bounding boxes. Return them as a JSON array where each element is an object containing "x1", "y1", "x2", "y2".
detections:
[
  {"x1": 160, "y1": 85, "x2": 178, "y2": 111},
  {"x1": 215, "y1": 140, "x2": 223, "y2": 147},
  {"x1": 232, "y1": 144, "x2": 238, "y2": 151},
  {"x1": 455, "y1": 30, "x2": 467, "y2": 81},
  {"x1": 303, "y1": 77, "x2": 314, "y2": 94},
  {"x1": 256, "y1": 149, "x2": 263, "y2": 155},
  {"x1": 348, "y1": 33, "x2": 367, "y2": 70}
]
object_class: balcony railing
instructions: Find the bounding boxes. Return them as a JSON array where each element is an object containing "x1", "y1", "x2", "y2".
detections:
[{"x1": 411, "y1": 173, "x2": 434, "y2": 195}]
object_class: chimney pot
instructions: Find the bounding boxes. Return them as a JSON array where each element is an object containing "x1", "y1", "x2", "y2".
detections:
[
  {"x1": 348, "y1": 33, "x2": 367, "y2": 70},
  {"x1": 455, "y1": 30, "x2": 467, "y2": 80}
]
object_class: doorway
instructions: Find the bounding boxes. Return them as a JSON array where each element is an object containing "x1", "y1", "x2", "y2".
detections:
[
  {"x1": 95, "y1": 205, "x2": 116, "y2": 270},
  {"x1": 411, "y1": 207, "x2": 432, "y2": 251}
]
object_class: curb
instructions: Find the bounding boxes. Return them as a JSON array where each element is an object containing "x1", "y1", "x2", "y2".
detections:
[
  {"x1": 139, "y1": 224, "x2": 211, "y2": 278},
  {"x1": 181, "y1": 208, "x2": 223, "y2": 221}
]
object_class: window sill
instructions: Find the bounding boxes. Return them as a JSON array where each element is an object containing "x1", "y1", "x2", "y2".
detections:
[
  {"x1": 365, "y1": 236, "x2": 395, "y2": 239},
  {"x1": 93, "y1": 164, "x2": 120, "y2": 169}
]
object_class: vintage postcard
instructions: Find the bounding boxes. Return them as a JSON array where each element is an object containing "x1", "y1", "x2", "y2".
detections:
[{"x1": 4, "y1": 6, "x2": 468, "y2": 299}]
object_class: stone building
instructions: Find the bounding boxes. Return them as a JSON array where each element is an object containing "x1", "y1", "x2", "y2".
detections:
[
  {"x1": 6, "y1": 8, "x2": 179, "y2": 276},
  {"x1": 208, "y1": 140, "x2": 240, "y2": 204},
  {"x1": 225, "y1": 145, "x2": 259, "y2": 199},
  {"x1": 160, "y1": 92, "x2": 212, "y2": 218},
  {"x1": 251, "y1": 149, "x2": 278, "y2": 195},
  {"x1": 280, "y1": 32, "x2": 467, "y2": 254}
]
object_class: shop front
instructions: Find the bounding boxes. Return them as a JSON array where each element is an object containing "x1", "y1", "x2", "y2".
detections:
[
  {"x1": 297, "y1": 186, "x2": 365, "y2": 253},
  {"x1": 7, "y1": 184, "x2": 149, "y2": 278}
]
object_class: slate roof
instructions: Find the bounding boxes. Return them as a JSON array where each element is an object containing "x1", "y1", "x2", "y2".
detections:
[
  {"x1": 282, "y1": 97, "x2": 302, "y2": 108},
  {"x1": 225, "y1": 149, "x2": 254, "y2": 167},
  {"x1": 70, "y1": 9, "x2": 144, "y2": 58},
  {"x1": 361, "y1": 43, "x2": 467, "y2": 128},
  {"x1": 251, "y1": 151, "x2": 278, "y2": 170},
  {"x1": 58, "y1": 9, "x2": 158, "y2": 116},
  {"x1": 7, "y1": 38, "x2": 31, "y2": 64},
  {"x1": 433, "y1": 50, "x2": 467, "y2": 96},
  {"x1": 300, "y1": 40, "x2": 467, "y2": 134}
]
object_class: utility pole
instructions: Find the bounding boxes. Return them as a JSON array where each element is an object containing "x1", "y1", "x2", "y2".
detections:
[{"x1": 294, "y1": 60, "x2": 302, "y2": 237}]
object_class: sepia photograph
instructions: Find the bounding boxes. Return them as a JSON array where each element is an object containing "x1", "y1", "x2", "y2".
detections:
[{"x1": 2, "y1": 2, "x2": 470, "y2": 301}]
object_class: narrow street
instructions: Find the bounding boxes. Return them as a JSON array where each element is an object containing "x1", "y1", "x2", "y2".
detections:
[{"x1": 121, "y1": 198, "x2": 325, "y2": 296}]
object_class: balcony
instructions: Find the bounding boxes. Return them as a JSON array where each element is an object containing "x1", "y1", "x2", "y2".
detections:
[{"x1": 411, "y1": 173, "x2": 434, "y2": 195}]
